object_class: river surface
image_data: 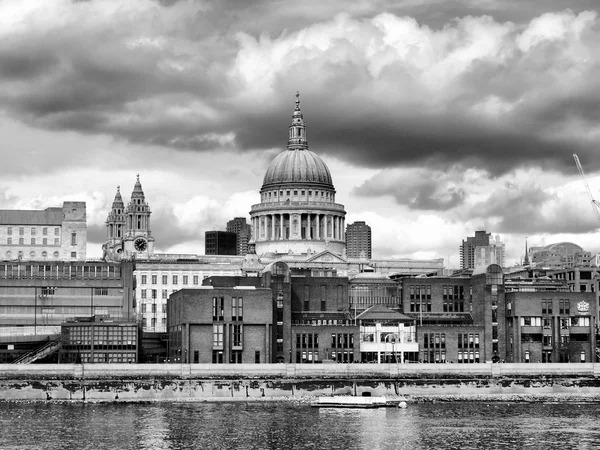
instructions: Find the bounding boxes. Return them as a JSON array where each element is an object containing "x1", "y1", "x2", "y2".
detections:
[{"x1": 1, "y1": 401, "x2": 600, "y2": 449}]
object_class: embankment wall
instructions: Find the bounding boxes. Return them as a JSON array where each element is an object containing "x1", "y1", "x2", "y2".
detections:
[{"x1": 2, "y1": 363, "x2": 600, "y2": 402}]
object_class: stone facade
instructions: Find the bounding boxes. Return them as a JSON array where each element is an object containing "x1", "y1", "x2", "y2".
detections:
[{"x1": 0, "y1": 201, "x2": 87, "y2": 262}]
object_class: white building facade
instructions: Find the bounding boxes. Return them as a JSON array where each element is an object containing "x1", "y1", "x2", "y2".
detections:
[{"x1": 0, "y1": 202, "x2": 87, "y2": 262}]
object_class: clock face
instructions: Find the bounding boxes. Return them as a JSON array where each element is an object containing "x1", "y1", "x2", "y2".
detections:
[{"x1": 134, "y1": 238, "x2": 147, "y2": 251}]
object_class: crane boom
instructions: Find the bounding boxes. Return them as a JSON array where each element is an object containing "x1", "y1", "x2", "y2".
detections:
[{"x1": 573, "y1": 154, "x2": 600, "y2": 222}]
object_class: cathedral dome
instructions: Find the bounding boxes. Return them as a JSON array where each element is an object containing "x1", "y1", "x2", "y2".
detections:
[{"x1": 262, "y1": 149, "x2": 333, "y2": 189}]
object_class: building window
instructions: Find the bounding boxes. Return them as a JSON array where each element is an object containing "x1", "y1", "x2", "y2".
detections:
[
  {"x1": 7, "y1": 227, "x2": 12, "y2": 235},
  {"x1": 19, "y1": 227, "x2": 24, "y2": 236},
  {"x1": 232, "y1": 297, "x2": 243, "y2": 321},
  {"x1": 162, "y1": 290, "x2": 168, "y2": 300},
  {"x1": 55, "y1": 228, "x2": 59, "y2": 236},
  {"x1": 162, "y1": 275, "x2": 167, "y2": 284},
  {"x1": 303, "y1": 285, "x2": 310, "y2": 311},
  {"x1": 172, "y1": 275, "x2": 178, "y2": 284},
  {"x1": 94, "y1": 288, "x2": 108, "y2": 296},
  {"x1": 43, "y1": 238, "x2": 47, "y2": 245},
  {"x1": 142, "y1": 304, "x2": 147, "y2": 313},
  {"x1": 213, "y1": 324, "x2": 224, "y2": 346},
  {"x1": 54, "y1": 238, "x2": 59, "y2": 245},
  {"x1": 212, "y1": 297, "x2": 224, "y2": 321},
  {"x1": 141, "y1": 290, "x2": 147, "y2": 299},
  {"x1": 151, "y1": 275, "x2": 157, "y2": 284},
  {"x1": 151, "y1": 289, "x2": 157, "y2": 300},
  {"x1": 183, "y1": 275, "x2": 188, "y2": 285},
  {"x1": 194, "y1": 350, "x2": 199, "y2": 364},
  {"x1": 152, "y1": 303, "x2": 157, "y2": 313},
  {"x1": 193, "y1": 275, "x2": 199, "y2": 285},
  {"x1": 30, "y1": 227, "x2": 36, "y2": 236},
  {"x1": 71, "y1": 252, "x2": 76, "y2": 258},
  {"x1": 71, "y1": 232, "x2": 77, "y2": 245},
  {"x1": 162, "y1": 304, "x2": 167, "y2": 313},
  {"x1": 43, "y1": 227, "x2": 47, "y2": 236},
  {"x1": 141, "y1": 275, "x2": 147, "y2": 285},
  {"x1": 232, "y1": 325, "x2": 242, "y2": 347},
  {"x1": 19, "y1": 238, "x2": 24, "y2": 245},
  {"x1": 6, "y1": 238, "x2": 11, "y2": 245}
]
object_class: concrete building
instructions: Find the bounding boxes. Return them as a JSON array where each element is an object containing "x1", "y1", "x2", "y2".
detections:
[
  {"x1": 345, "y1": 221, "x2": 372, "y2": 259},
  {"x1": 474, "y1": 234, "x2": 505, "y2": 268},
  {"x1": 460, "y1": 230, "x2": 490, "y2": 269},
  {"x1": 205, "y1": 231, "x2": 237, "y2": 256},
  {"x1": 0, "y1": 202, "x2": 87, "y2": 262},
  {"x1": 226, "y1": 217, "x2": 252, "y2": 256},
  {"x1": 249, "y1": 93, "x2": 347, "y2": 257},
  {"x1": 60, "y1": 316, "x2": 139, "y2": 364},
  {"x1": 0, "y1": 260, "x2": 135, "y2": 363}
]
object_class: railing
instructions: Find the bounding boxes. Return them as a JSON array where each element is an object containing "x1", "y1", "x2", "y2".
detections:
[{"x1": 12, "y1": 335, "x2": 62, "y2": 364}]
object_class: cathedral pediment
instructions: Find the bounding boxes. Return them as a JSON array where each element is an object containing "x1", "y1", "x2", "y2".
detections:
[{"x1": 306, "y1": 250, "x2": 347, "y2": 264}]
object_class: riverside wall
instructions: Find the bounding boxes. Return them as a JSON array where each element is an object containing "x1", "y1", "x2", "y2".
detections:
[{"x1": 2, "y1": 363, "x2": 600, "y2": 402}]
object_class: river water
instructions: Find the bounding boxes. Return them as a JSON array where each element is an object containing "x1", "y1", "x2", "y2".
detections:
[{"x1": 1, "y1": 401, "x2": 600, "y2": 449}]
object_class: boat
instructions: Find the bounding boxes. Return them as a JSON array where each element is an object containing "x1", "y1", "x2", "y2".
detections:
[{"x1": 311, "y1": 396, "x2": 394, "y2": 408}]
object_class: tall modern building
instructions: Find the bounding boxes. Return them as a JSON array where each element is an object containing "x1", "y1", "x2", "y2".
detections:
[
  {"x1": 205, "y1": 231, "x2": 237, "y2": 255},
  {"x1": 226, "y1": 217, "x2": 252, "y2": 256},
  {"x1": 249, "y1": 92, "x2": 347, "y2": 256},
  {"x1": 0, "y1": 202, "x2": 87, "y2": 262},
  {"x1": 346, "y1": 221, "x2": 372, "y2": 259},
  {"x1": 474, "y1": 234, "x2": 505, "y2": 268}
]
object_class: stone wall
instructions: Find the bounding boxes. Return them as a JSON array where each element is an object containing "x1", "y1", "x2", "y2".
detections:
[{"x1": 2, "y1": 363, "x2": 600, "y2": 402}]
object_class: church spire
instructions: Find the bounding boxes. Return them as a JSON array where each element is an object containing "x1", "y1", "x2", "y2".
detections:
[
  {"x1": 524, "y1": 237, "x2": 530, "y2": 265},
  {"x1": 288, "y1": 91, "x2": 308, "y2": 150}
]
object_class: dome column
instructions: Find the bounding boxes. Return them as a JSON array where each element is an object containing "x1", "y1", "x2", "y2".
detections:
[
  {"x1": 280, "y1": 213, "x2": 284, "y2": 240},
  {"x1": 316, "y1": 214, "x2": 320, "y2": 240}
]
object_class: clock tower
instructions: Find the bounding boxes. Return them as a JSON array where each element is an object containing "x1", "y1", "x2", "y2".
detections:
[{"x1": 122, "y1": 174, "x2": 155, "y2": 259}]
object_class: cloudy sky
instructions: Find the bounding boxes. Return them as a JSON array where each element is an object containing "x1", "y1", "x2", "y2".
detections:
[{"x1": 2, "y1": 0, "x2": 600, "y2": 268}]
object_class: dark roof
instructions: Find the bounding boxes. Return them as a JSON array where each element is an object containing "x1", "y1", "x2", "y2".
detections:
[
  {"x1": 0, "y1": 208, "x2": 63, "y2": 226},
  {"x1": 357, "y1": 304, "x2": 413, "y2": 322}
]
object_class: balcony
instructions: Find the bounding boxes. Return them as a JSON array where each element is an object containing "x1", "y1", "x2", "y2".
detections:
[
  {"x1": 250, "y1": 201, "x2": 346, "y2": 213},
  {"x1": 521, "y1": 326, "x2": 542, "y2": 334}
]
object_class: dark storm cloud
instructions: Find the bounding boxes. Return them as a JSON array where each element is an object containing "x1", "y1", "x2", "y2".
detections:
[
  {"x1": 1, "y1": 2, "x2": 600, "y2": 179},
  {"x1": 352, "y1": 170, "x2": 468, "y2": 211}
]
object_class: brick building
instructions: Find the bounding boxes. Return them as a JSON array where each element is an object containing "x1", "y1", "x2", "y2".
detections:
[{"x1": 345, "y1": 221, "x2": 371, "y2": 259}]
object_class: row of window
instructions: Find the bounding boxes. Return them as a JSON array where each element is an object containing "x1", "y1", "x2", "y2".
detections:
[
  {"x1": 5, "y1": 227, "x2": 60, "y2": 236},
  {"x1": 212, "y1": 297, "x2": 243, "y2": 322},
  {"x1": 212, "y1": 324, "x2": 244, "y2": 346},
  {"x1": 0, "y1": 264, "x2": 119, "y2": 279},
  {"x1": 211, "y1": 350, "x2": 259, "y2": 364},
  {"x1": 142, "y1": 317, "x2": 166, "y2": 328},
  {"x1": 409, "y1": 285, "x2": 432, "y2": 300},
  {"x1": 4, "y1": 250, "x2": 66, "y2": 260},
  {"x1": 262, "y1": 189, "x2": 334, "y2": 201},
  {"x1": 457, "y1": 333, "x2": 480, "y2": 349},
  {"x1": 520, "y1": 316, "x2": 591, "y2": 328},
  {"x1": 444, "y1": 285, "x2": 465, "y2": 300},
  {"x1": 140, "y1": 274, "x2": 209, "y2": 285},
  {"x1": 5, "y1": 237, "x2": 61, "y2": 246},
  {"x1": 141, "y1": 303, "x2": 167, "y2": 313},
  {"x1": 423, "y1": 333, "x2": 446, "y2": 349}
]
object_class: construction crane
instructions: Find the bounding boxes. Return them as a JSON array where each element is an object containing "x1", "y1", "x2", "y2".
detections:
[{"x1": 573, "y1": 154, "x2": 600, "y2": 223}]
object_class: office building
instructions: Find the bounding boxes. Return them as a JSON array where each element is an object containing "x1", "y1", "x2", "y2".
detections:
[
  {"x1": 345, "y1": 221, "x2": 372, "y2": 259},
  {"x1": 205, "y1": 231, "x2": 237, "y2": 255}
]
